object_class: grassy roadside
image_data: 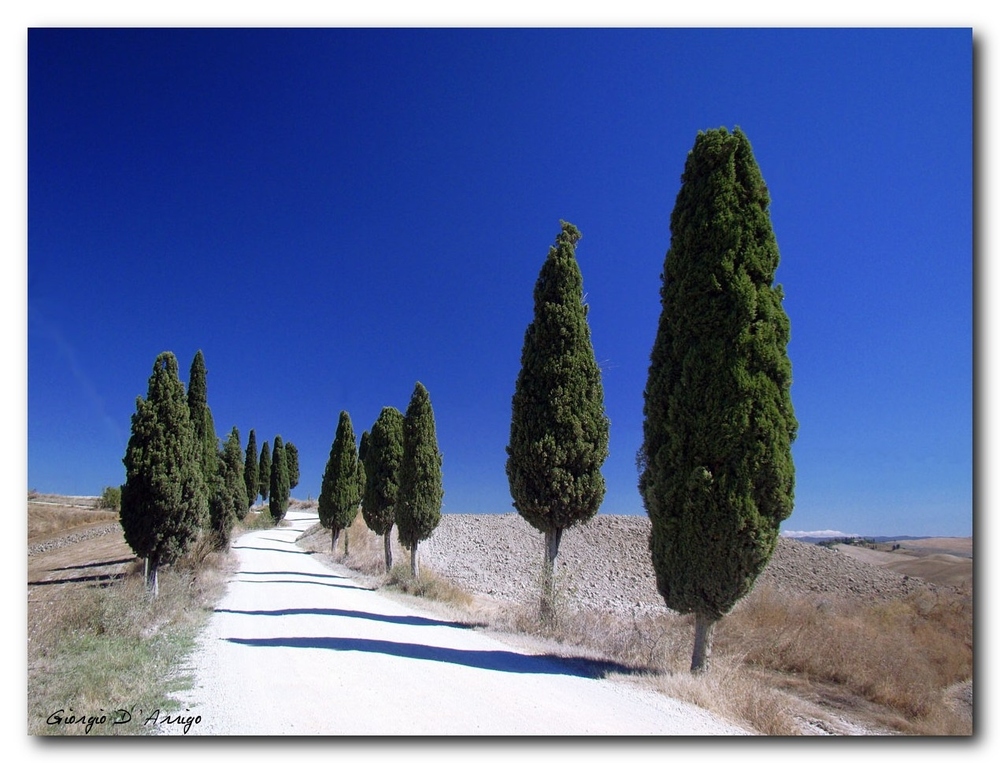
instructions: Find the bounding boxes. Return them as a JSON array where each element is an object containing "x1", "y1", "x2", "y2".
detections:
[{"x1": 27, "y1": 509, "x2": 277, "y2": 736}]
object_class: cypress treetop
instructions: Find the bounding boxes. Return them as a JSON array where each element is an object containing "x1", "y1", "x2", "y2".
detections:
[
  {"x1": 269, "y1": 436, "x2": 290, "y2": 523},
  {"x1": 120, "y1": 352, "x2": 208, "y2": 593},
  {"x1": 506, "y1": 220, "x2": 609, "y2": 534},
  {"x1": 258, "y1": 440, "x2": 271, "y2": 504},
  {"x1": 318, "y1": 411, "x2": 363, "y2": 538},
  {"x1": 639, "y1": 127, "x2": 797, "y2": 670},
  {"x1": 244, "y1": 428, "x2": 259, "y2": 512},
  {"x1": 397, "y1": 382, "x2": 443, "y2": 566},
  {"x1": 361, "y1": 406, "x2": 404, "y2": 538},
  {"x1": 210, "y1": 426, "x2": 246, "y2": 548},
  {"x1": 285, "y1": 441, "x2": 300, "y2": 491},
  {"x1": 187, "y1": 350, "x2": 218, "y2": 487}
]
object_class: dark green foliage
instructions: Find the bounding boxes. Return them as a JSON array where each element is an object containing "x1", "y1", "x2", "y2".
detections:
[
  {"x1": 639, "y1": 128, "x2": 797, "y2": 669},
  {"x1": 507, "y1": 220, "x2": 610, "y2": 533},
  {"x1": 98, "y1": 485, "x2": 121, "y2": 511},
  {"x1": 120, "y1": 352, "x2": 208, "y2": 594},
  {"x1": 358, "y1": 430, "x2": 370, "y2": 465},
  {"x1": 285, "y1": 441, "x2": 300, "y2": 491},
  {"x1": 258, "y1": 440, "x2": 271, "y2": 504},
  {"x1": 187, "y1": 350, "x2": 218, "y2": 492},
  {"x1": 269, "y1": 436, "x2": 290, "y2": 523},
  {"x1": 318, "y1": 411, "x2": 363, "y2": 553},
  {"x1": 244, "y1": 429, "x2": 259, "y2": 510},
  {"x1": 506, "y1": 221, "x2": 609, "y2": 621},
  {"x1": 397, "y1": 383, "x2": 443, "y2": 575},
  {"x1": 219, "y1": 427, "x2": 250, "y2": 521},
  {"x1": 361, "y1": 407, "x2": 404, "y2": 538}
]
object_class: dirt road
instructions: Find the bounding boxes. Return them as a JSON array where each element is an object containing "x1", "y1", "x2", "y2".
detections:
[{"x1": 164, "y1": 511, "x2": 749, "y2": 736}]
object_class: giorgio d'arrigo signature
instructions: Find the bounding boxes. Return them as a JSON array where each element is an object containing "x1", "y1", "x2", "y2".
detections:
[{"x1": 45, "y1": 706, "x2": 202, "y2": 735}]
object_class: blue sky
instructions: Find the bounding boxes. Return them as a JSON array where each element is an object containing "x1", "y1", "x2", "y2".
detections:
[{"x1": 23, "y1": 25, "x2": 973, "y2": 538}]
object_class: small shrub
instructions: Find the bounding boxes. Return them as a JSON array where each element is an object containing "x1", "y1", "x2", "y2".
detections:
[
  {"x1": 97, "y1": 486, "x2": 121, "y2": 511},
  {"x1": 385, "y1": 563, "x2": 474, "y2": 608}
]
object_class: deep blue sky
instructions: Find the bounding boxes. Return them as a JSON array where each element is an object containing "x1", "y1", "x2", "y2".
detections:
[{"x1": 25, "y1": 27, "x2": 972, "y2": 537}]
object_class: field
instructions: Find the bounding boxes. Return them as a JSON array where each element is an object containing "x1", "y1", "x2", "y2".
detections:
[{"x1": 27, "y1": 494, "x2": 973, "y2": 736}]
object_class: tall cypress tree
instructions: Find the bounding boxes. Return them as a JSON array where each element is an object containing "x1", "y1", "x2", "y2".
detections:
[
  {"x1": 244, "y1": 428, "x2": 259, "y2": 512},
  {"x1": 120, "y1": 352, "x2": 207, "y2": 596},
  {"x1": 361, "y1": 407, "x2": 404, "y2": 571},
  {"x1": 285, "y1": 441, "x2": 300, "y2": 491},
  {"x1": 397, "y1": 382, "x2": 443, "y2": 577},
  {"x1": 210, "y1": 427, "x2": 247, "y2": 549},
  {"x1": 187, "y1": 350, "x2": 218, "y2": 496},
  {"x1": 258, "y1": 440, "x2": 271, "y2": 505},
  {"x1": 318, "y1": 411, "x2": 363, "y2": 556},
  {"x1": 269, "y1": 436, "x2": 290, "y2": 523},
  {"x1": 639, "y1": 127, "x2": 797, "y2": 672},
  {"x1": 506, "y1": 220, "x2": 610, "y2": 623}
]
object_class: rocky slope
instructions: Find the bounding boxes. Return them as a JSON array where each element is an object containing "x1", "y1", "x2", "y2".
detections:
[{"x1": 418, "y1": 513, "x2": 932, "y2": 616}]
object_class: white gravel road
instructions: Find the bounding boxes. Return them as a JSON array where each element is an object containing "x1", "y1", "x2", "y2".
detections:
[{"x1": 163, "y1": 512, "x2": 749, "y2": 736}]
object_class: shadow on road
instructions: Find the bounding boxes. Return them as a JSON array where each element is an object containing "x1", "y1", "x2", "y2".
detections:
[
  {"x1": 232, "y1": 577, "x2": 369, "y2": 592},
  {"x1": 234, "y1": 545, "x2": 320, "y2": 556},
  {"x1": 236, "y1": 569, "x2": 347, "y2": 581},
  {"x1": 223, "y1": 635, "x2": 641, "y2": 679},
  {"x1": 214, "y1": 606, "x2": 476, "y2": 630}
]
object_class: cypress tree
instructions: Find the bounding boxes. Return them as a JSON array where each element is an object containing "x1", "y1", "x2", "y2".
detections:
[
  {"x1": 210, "y1": 427, "x2": 247, "y2": 548},
  {"x1": 120, "y1": 352, "x2": 207, "y2": 596},
  {"x1": 318, "y1": 411, "x2": 363, "y2": 556},
  {"x1": 358, "y1": 430, "x2": 370, "y2": 466},
  {"x1": 639, "y1": 127, "x2": 797, "y2": 672},
  {"x1": 269, "y1": 436, "x2": 290, "y2": 523},
  {"x1": 258, "y1": 440, "x2": 271, "y2": 505},
  {"x1": 361, "y1": 407, "x2": 404, "y2": 572},
  {"x1": 244, "y1": 429, "x2": 259, "y2": 512},
  {"x1": 285, "y1": 441, "x2": 300, "y2": 491},
  {"x1": 506, "y1": 220, "x2": 610, "y2": 624},
  {"x1": 187, "y1": 350, "x2": 219, "y2": 495},
  {"x1": 397, "y1": 382, "x2": 443, "y2": 577}
]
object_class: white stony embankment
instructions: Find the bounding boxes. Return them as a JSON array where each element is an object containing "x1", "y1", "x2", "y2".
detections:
[{"x1": 418, "y1": 513, "x2": 929, "y2": 616}]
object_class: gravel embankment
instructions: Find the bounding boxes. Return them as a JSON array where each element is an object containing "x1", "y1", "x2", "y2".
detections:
[
  {"x1": 418, "y1": 514, "x2": 930, "y2": 616},
  {"x1": 28, "y1": 523, "x2": 121, "y2": 556}
]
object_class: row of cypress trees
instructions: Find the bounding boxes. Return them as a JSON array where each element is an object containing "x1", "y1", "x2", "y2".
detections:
[
  {"x1": 118, "y1": 127, "x2": 795, "y2": 674},
  {"x1": 119, "y1": 349, "x2": 300, "y2": 595},
  {"x1": 318, "y1": 381, "x2": 444, "y2": 577},
  {"x1": 507, "y1": 127, "x2": 796, "y2": 673}
]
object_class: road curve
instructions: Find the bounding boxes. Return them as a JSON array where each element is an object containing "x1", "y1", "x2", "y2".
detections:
[{"x1": 163, "y1": 511, "x2": 749, "y2": 735}]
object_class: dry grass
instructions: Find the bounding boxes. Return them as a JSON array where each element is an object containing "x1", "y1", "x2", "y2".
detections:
[
  {"x1": 725, "y1": 583, "x2": 973, "y2": 733},
  {"x1": 28, "y1": 504, "x2": 118, "y2": 542},
  {"x1": 28, "y1": 499, "x2": 243, "y2": 735}
]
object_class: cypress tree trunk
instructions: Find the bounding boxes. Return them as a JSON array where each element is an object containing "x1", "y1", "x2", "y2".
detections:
[
  {"x1": 331, "y1": 528, "x2": 340, "y2": 555},
  {"x1": 344, "y1": 531, "x2": 349, "y2": 558},
  {"x1": 410, "y1": 540, "x2": 419, "y2": 578},
  {"x1": 384, "y1": 533, "x2": 393, "y2": 571},
  {"x1": 691, "y1": 612, "x2": 718, "y2": 673},
  {"x1": 540, "y1": 527, "x2": 563, "y2": 625},
  {"x1": 146, "y1": 555, "x2": 159, "y2": 598}
]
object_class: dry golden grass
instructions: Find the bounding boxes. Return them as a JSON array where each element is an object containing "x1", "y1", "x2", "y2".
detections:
[{"x1": 28, "y1": 504, "x2": 118, "y2": 542}]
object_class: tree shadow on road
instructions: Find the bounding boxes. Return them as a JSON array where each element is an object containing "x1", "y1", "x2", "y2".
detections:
[
  {"x1": 233, "y1": 545, "x2": 322, "y2": 556},
  {"x1": 223, "y1": 635, "x2": 641, "y2": 679},
  {"x1": 214, "y1": 606, "x2": 477, "y2": 630},
  {"x1": 236, "y1": 569, "x2": 348, "y2": 581}
]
